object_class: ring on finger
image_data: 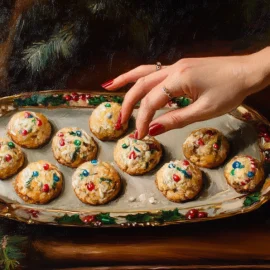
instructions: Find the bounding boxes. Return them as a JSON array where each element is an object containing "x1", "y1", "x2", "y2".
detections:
[
  {"x1": 162, "y1": 86, "x2": 173, "y2": 100},
  {"x1": 156, "y1": 62, "x2": 162, "y2": 71}
]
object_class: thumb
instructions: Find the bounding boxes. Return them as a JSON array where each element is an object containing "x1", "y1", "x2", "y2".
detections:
[{"x1": 148, "y1": 99, "x2": 207, "y2": 136}]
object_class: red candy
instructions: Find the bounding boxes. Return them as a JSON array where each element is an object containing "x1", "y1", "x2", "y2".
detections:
[
  {"x1": 241, "y1": 181, "x2": 246, "y2": 186},
  {"x1": 114, "y1": 123, "x2": 121, "y2": 130},
  {"x1": 73, "y1": 95, "x2": 79, "y2": 102},
  {"x1": 59, "y1": 139, "x2": 65, "y2": 146},
  {"x1": 87, "y1": 182, "x2": 95, "y2": 191},
  {"x1": 42, "y1": 184, "x2": 50, "y2": 193},
  {"x1": 22, "y1": 129, "x2": 28, "y2": 136},
  {"x1": 128, "y1": 151, "x2": 137, "y2": 159},
  {"x1": 186, "y1": 209, "x2": 199, "y2": 219},
  {"x1": 5, "y1": 154, "x2": 12, "y2": 162},
  {"x1": 24, "y1": 112, "x2": 31, "y2": 118},
  {"x1": 213, "y1": 143, "x2": 219, "y2": 150},
  {"x1": 80, "y1": 94, "x2": 86, "y2": 101},
  {"x1": 197, "y1": 138, "x2": 204, "y2": 146},
  {"x1": 206, "y1": 130, "x2": 214, "y2": 136},
  {"x1": 83, "y1": 215, "x2": 95, "y2": 223},
  {"x1": 37, "y1": 119, "x2": 42, "y2": 126},
  {"x1": 43, "y1": 163, "x2": 49, "y2": 170},
  {"x1": 198, "y1": 211, "x2": 208, "y2": 218},
  {"x1": 183, "y1": 160, "x2": 189, "y2": 166},
  {"x1": 173, "y1": 174, "x2": 180, "y2": 182},
  {"x1": 64, "y1": 95, "x2": 72, "y2": 101},
  {"x1": 58, "y1": 132, "x2": 64, "y2": 137}
]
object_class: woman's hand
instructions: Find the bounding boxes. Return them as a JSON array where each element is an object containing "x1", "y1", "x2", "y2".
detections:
[{"x1": 102, "y1": 48, "x2": 270, "y2": 139}]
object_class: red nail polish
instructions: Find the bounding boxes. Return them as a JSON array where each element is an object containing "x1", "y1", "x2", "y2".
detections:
[
  {"x1": 149, "y1": 124, "x2": 165, "y2": 136},
  {"x1": 134, "y1": 130, "x2": 138, "y2": 139},
  {"x1": 101, "y1": 79, "x2": 114, "y2": 88}
]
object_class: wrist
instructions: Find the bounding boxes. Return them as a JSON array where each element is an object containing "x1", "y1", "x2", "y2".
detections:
[{"x1": 244, "y1": 47, "x2": 270, "y2": 95}]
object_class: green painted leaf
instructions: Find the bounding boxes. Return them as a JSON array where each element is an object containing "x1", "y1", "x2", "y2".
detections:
[
  {"x1": 112, "y1": 96, "x2": 124, "y2": 104},
  {"x1": 88, "y1": 96, "x2": 108, "y2": 106},
  {"x1": 243, "y1": 192, "x2": 261, "y2": 207},
  {"x1": 126, "y1": 213, "x2": 152, "y2": 223},
  {"x1": 96, "y1": 213, "x2": 116, "y2": 224},
  {"x1": 158, "y1": 208, "x2": 184, "y2": 222},
  {"x1": 55, "y1": 214, "x2": 84, "y2": 225}
]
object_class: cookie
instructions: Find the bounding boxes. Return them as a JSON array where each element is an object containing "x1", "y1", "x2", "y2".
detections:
[
  {"x1": 89, "y1": 102, "x2": 128, "y2": 141},
  {"x1": 14, "y1": 160, "x2": 63, "y2": 204},
  {"x1": 52, "y1": 127, "x2": 98, "y2": 168},
  {"x1": 156, "y1": 160, "x2": 203, "y2": 202},
  {"x1": 0, "y1": 138, "x2": 24, "y2": 179},
  {"x1": 224, "y1": 155, "x2": 264, "y2": 193},
  {"x1": 72, "y1": 160, "x2": 121, "y2": 205},
  {"x1": 183, "y1": 128, "x2": 229, "y2": 168},
  {"x1": 7, "y1": 111, "x2": 52, "y2": 148},
  {"x1": 114, "y1": 132, "x2": 162, "y2": 175}
]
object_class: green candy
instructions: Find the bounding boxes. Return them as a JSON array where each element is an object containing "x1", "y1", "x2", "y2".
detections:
[
  {"x1": 122, "y1": 143, "x2": 128, "y2": 149},
  {"x1": 105, "y1": 103, "x2": 111, "y2": 108},
  {"x1": 8, "y1": 142, "x2": 15, "y2": 149},
  {"x1": 74, "y1": 140, "x2": 81, "y2": 146}
]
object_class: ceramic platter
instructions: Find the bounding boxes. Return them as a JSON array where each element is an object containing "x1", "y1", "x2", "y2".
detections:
[{"x1": 0, "y1": 90, "x2": 269, "y2": 228}]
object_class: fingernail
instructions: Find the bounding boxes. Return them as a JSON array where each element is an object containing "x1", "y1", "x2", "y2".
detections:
[
  {"x1": 134, "y1": 130, "x2": 139, "y2": 139},
  {"x1": 148, "y1": 123, "x2": 165, "y2": 136},
  {"x1": 101, "y1": 79, "x2": 114, "y2": 88}
]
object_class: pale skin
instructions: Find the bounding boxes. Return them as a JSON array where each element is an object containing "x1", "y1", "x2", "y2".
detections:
[{"x1": 102, "y1": 47, "x2": 270, "y2": 139}]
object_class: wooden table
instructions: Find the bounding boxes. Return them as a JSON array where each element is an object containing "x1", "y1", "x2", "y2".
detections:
[{"x1": 0, "y1": 88, "x2": 269, "y2": 270}]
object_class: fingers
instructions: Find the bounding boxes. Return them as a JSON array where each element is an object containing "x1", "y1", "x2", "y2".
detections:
[
  {"x1": 135, "y1": 72, "x2": 184, "y2": 139},
  {"x1": 120, "y1": 69, "x2": 168, "y2": 124},
  {"x1": 101, "y1": 65, "x2": 167, "y2": 91},
  {"x1": 148, "y1": 98, "x2": 211, "y2": 136}
]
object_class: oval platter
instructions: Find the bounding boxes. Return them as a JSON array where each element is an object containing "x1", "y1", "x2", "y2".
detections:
[{"x1": 0, "y1": 90, "x2": 269, "y2": 228}]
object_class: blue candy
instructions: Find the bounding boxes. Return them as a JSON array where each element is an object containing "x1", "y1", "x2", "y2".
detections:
[
  {"x1": 53, "y1": 173, "x2": 60, "y2": 182},
  {"x1": 232, "y1": 161, "x2": 241, "y2": 169},
  {"x1": 82, "y1": 170, "x2": 89, "y2": 177},
  {"x1": 91, "y1": 160, "x2": 98, "y2": 165},
  {"x1": 247, "y1": 171, "x2": 255, "y2": 178},
  {"x1": 76, "y1": 130, "x2": 82, "y2": 137},
  {"x1": 168, "y1": 163, "x2": 176, "y2": 169},
  {"x1": 32, "y1": 171, "x2": 39, "y2": 177}
]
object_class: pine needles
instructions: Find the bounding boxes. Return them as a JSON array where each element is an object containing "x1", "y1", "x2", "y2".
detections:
[
  {"x1": 23, "y1": 24, "x2": 76, "y2": 74},
  {"x1": 0, "y1": 231, "x2": 27, "y2": 270}
]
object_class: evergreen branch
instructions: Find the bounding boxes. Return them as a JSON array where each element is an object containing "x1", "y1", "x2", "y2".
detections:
[{"x1": 23, "y1": 24, "x2": 75, "y2": 74}]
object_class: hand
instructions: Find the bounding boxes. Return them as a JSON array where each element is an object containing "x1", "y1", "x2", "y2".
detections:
[{"x1": 102, "y1": 48, "x2": 270, "y2": 139}]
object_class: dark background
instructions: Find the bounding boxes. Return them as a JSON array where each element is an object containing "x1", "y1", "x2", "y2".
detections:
[{"x1": 0, "y1": 0, "x2": 270, "y2": 97}]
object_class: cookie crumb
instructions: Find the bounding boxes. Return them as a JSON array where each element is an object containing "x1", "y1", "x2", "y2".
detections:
[
  {"x1": 128, "y1": 196, "x2": 136, "y2": 202},
  {"x1": 138, "y1": 193, "x2": 146, "y2": 202},
  {"x1": 149, "y1": 197, "x2": 157, "y2": 204}
]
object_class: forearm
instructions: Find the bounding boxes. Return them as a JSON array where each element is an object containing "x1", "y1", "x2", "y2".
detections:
[{"x1": 245, "y1": 47, "x2": 270, "y2": 95}]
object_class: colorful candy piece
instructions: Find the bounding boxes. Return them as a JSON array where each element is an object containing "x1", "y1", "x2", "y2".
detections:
[
  {"x1": 87, "y1": 182, "x2": 95, "y2": 191},
  {"x1": 213, "y1": 143, "x2": 219, "y2": 150},
  {"x1": 232, "y1": 161, "x2": 241, "y2": 169},
  {"x1": 43, "y1": 163, "x2": 50, "y2": 170},
  {"x1": 105, "y1": 103, "x2": 111, "y2": 108},
  {"x1": 91, "y1": 160, "x2": 98, "y2": 165},
  {"x1": 42, "y1": 184, "x2": 50, "y2": 193},
  {"x1": 58, "y1": 132, "x2": 64, "y2": 137},
  {"x1": 122, "y1": 143, "x2": 128, "y2": 149},
  {"x1": 22, "y1": 129, "x2": 28, "y2": 136},
  {"x1": 5, "y1": 154, "x2": 12, "y2": 162},
  {"x1": 37, "y1": 119, "x2": 42, "y2": 126},
  {"x1": 173, "y1": 174, "x2": 181, "y2": 182},
  {"x1": 59, "y1": 139, "x2": 65, "y2": 146},
  {"x1": 8, "y1": 142, "x2": 15, "y2": 149},
  {"x1": 197, "y1": 138, "x2": 204, "y2": 146},
  {"x1": 32, "y1": 171, "x2": 39, "y2": 177},
  {"x1": 168, "y1": 163, "x2": 176, "y2": 169},
  {"x1": 247, "y1": 171, "x2": 255, "y2": 178},
  {"x1": 182, "y1": 160, "x2": 189, "y2": 166},
  {"x1": 76, "y1": 130, "x2": 82, "y2": 137},
  {"x1": 128, "y1": 151, "x2": 136, "y2": 159},
  {"x1": 53, "y1": 173, "x2": 60, "y2": 182},
  {"x1": 82, "y1": 170, "x2": 89, "y2": 177}
]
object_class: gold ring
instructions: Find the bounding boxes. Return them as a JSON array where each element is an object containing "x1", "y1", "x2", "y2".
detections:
[
  {"x1": 156, "y1": 62, "x2": 162, "y2": 71},
  {"x1": 162, "y1": 87, "x2": 173, "y2": 100}
]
